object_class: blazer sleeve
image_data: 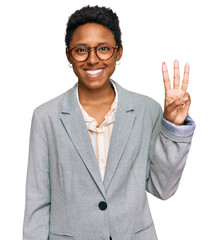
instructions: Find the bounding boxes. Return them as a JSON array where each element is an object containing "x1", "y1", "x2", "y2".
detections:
[
  {"x1": 23, "y1": 109, "x2": 50, "y2": 240},
  {"x1": 146, "y1": 103, "x2": 195, "y2": 200}
]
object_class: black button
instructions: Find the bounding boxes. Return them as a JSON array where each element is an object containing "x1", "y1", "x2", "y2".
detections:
[{"x1": 98, "y1": 201, "x2": 107, "y2": 210}]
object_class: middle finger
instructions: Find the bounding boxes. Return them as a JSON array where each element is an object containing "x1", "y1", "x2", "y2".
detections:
[{"x1": 174, "y1": 60, "x2": 180, "y2": 89}]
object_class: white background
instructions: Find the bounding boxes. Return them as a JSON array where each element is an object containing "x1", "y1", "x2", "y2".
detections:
[{"x1": 0, "y1": 0, "x2": 217, "y2": 239}]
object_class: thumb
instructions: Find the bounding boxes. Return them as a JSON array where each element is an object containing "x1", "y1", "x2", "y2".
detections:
[
  {"x1": 166, "y1": 92, "x2": 191, "y2": 112},
  {"x1": 165, "y1": 98, "x2": 184, "y2": 113},
  {"x1": 182, "y1": 92, "x2": 191, "y2": 103}
]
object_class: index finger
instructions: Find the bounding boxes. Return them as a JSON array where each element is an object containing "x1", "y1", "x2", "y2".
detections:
[
  {"x1": 162, "y1": 62, "x2": 171, "y2": 91},
  {"x1": 181, "y1": 63, "x2": 190, "y2": 92}
]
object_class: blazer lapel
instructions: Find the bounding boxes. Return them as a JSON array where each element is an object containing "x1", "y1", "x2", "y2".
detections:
[
  {"x1": 60, "y1": 84, "x2": 106, "y2": 199},
  {"x1": 103, "y1": 80, "x2": 136, "y2": 191}
]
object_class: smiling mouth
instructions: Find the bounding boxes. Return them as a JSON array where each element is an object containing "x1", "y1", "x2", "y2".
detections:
[{"x1": 84, "y1": 68, "x2": 104, "y2": 78}]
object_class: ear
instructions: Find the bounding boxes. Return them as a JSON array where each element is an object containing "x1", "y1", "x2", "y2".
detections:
[
  {"x1": 116, "y1": 45, "x2": 123, "y2": 61},
  {"x1": 66, "y1": 48, "x2": 72, "y2": 63}
]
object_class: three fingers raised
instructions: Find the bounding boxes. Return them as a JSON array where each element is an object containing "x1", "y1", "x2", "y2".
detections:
[{"x1": 162, "y1": 61, "x2": 190, "y2": 92}]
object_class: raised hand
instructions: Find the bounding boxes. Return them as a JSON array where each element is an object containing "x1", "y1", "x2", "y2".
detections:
[{"x1": 162, "y1": 60, "x2": 191, "y2": 125}]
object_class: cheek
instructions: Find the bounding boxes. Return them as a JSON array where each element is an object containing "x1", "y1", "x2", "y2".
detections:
[
  {"x1": 106, "y1": 56, "x2": 116, "y2": 69},
  {"x1": 110, "y1": 63, "x2": 116, "y2": 74},
  {"x1": 72, "y1": 63, "x2": 83, "y2": 76},
  {"x1": 108, "y1": 59, "x2": 116, "y2": 73}
]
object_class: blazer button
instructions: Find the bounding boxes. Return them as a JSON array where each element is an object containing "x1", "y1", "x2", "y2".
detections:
[{"x1": 98, "y1": 201, "x2": 107, "y2": 210}]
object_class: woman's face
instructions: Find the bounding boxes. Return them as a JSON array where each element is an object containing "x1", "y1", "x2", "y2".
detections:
[{"x1": 66, "y1": 23, "x2": 123, "y2": 90}]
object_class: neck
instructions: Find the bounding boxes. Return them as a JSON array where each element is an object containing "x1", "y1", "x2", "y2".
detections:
[{"x1": 78, "y1": 80, "x2": 115, "y2": 105}]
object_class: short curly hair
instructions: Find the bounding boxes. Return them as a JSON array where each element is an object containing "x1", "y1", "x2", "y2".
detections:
[{"x1": 65, "y1": 5, "x2": 122, "y2": 50}]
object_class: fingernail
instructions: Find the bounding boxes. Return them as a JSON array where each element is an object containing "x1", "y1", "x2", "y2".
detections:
[
  {"x1": 162, "y1": 62, "x2": 165, "y2": 65},
  {"x1": 163, "y1": 64, "x2": 167, "y2": 71}
]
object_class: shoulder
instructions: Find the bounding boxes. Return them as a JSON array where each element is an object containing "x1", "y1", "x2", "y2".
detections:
[
  {"x1": 114, "y1": 80, "x2": 161, "y2": 111},
  {"x1": 32, "y1": 87, "x2": 74, "y2": 118},
  {"x1": 127, "y1": 89, "x2": 162, "y2": 120},
  {"x1": 113, "y1": 80, "x2": 163, "y2": 125},
  {"x1": 129, "y1": 90, "x2": 160, "y2": 108}
]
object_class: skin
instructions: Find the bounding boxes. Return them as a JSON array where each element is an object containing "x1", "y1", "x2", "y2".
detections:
[
  {"x1": 66, "y1": 23, "x2": 123, "y2": 127},
  {"x1": 162, "y1": 60, "x2": 191, "y2": 125},
  {"x1": 66, "y1": 23, "x2": 191, "y2": 127}
]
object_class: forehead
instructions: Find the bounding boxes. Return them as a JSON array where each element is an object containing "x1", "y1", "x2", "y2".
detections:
[{"x1": 70, "y1": 23, "x2": 116, "y2": 46}]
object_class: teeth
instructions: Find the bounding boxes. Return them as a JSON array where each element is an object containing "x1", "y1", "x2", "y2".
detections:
[{"x1": 86, "y1": 69, "x2": 103, "y2": 75}]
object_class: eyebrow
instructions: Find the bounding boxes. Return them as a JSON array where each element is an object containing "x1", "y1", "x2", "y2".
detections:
[{"x1": 74, "y1": 42, "x2": 110, "y2": 47}]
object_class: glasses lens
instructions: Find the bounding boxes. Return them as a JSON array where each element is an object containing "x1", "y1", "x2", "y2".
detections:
[
  {"x1": 71, "y1": 47, "x2": 89, "y2": 62},
  {"x1": 96, "y1": 45, "x2": 114, "y2": 60},
  {"x1": 70, "y1": 45, "x2": 116, "y2": 62}
]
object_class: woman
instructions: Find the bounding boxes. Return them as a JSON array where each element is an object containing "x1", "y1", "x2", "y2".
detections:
[{"x1": 23, "y1": 5, "x2": 195, "y2": 240}]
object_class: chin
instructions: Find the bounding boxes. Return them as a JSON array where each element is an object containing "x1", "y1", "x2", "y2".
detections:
[{"x1": 79, "y1": 76, "x2": 110, "y2": 90}]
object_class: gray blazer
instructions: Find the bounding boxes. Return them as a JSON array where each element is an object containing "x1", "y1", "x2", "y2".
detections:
[{"x1": 23, "y1": 80, "x2": 194, "y2": 240}]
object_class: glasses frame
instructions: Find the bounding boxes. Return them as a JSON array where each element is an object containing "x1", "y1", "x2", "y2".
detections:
[{"x1": 68, "y1": 44, "x2": 118, "y2": 63}]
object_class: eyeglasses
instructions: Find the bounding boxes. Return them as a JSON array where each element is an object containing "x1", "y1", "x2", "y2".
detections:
[{"x1": 68, "y1": 44, "x2": 118, "y2": 62}]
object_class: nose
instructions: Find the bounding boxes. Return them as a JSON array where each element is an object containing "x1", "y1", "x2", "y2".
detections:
[{"x1": 86, "y1": 48, "x2": 99, "y2": 65}]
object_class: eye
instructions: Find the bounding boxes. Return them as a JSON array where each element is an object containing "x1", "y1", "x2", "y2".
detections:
[
  {"x1": 99, "y1": 46, "x2": 110, "y2": 51},
  {"x1": 73, "y1": 47, "x2": 88, "y2": 55},
  {"x1": 76, "y1": 48, "x2": 87, "y2": 53}
]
